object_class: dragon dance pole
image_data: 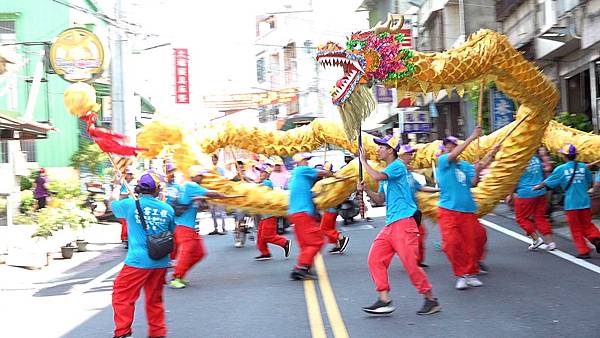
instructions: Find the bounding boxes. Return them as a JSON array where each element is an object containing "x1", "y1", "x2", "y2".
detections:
[{"x1": 357, "y1": 127, "x2": 365, "y2": 219}]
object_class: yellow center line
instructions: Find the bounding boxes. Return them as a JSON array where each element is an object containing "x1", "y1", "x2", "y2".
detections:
[
  {"x1": 314, "y1": 254, "x2": 350, "y2": 338},
  {"x1": 304, "y1": 279, "x2": 327, "y2": 338}
]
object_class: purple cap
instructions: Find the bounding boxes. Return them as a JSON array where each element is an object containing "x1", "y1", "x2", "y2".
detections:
[
  {"x1": 398, "y1": 144, "x2": 416, "y2": 155},
  {"x1": 256, "y1": 164, "x2": 270, "y2": 172},
  {"x1": 166, "y1": 163, "x2": 176, "y2": 172},
  {"x1": 442, "y1": 136, "x2": 459, "y2": 145},
  {"x1": 373, "y1": 134, "x2": 400, "y2": 152},
  {"x1": 138, "y1": 173, "x2": 160, "y2": 191},
  {"x1": 559, "y1": 143, "x2": 577, "y2": 156}
]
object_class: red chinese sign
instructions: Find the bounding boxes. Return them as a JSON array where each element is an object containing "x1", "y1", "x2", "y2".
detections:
[{"x1": 174, "y1": 48, "x2": 189, "y2": 104}]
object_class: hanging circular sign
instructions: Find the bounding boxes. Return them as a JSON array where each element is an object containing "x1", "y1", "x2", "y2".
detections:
[{"x1": 50, "y1": 28, "x2": 105, "y2": 82}]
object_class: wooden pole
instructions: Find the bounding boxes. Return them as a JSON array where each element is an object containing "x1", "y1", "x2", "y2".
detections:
[
  {"x1": 107, "y1": 154, "x2": 137, "y2": 200},
  {"x1": 476, "y1": 80, "x2": 485, "y2": 162}
]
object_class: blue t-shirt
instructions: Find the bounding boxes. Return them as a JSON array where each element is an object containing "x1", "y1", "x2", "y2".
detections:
[
  {"x1": 516, "y1": 156, "x2": 547, "y2": 198},
  {"x1": 407, "y1": 172, "x2": 422, "y2": 205},
  {"x1": 596, "y1": 172, "x2": 600, "y2": 183},
  {"x1": 119, "y1": 181, "x2": 136, "y2": 197},
  {"x1": 377, "y1": 160, "x2": 417, "y2": 224},
  {"x1": 174, "y1": 181, "x2": 208, "y2": 227},
  {"x1": 436, "y1": 153, "x2": 477, "y2": 213},
  {"x1": 111, "y1": 196, "x2": 175, "y2": 268},
  {"x1": 288, "y1": 166, "x2": 318, "y2": 215},
  {"x1": 165, "y1": 182, "x2": 182, "y2": 205},
  {"x1": 544, "y1": 161, "x2": 592, "y2": 210}
]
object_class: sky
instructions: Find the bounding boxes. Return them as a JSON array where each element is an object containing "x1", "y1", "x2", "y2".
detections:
[{"x1": 111, "y1": 0, "x2": 368, "y2": 119}]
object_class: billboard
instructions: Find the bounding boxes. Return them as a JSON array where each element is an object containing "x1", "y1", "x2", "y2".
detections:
[{"x1": 174, "y1": 48, "x2": 190, "y2": 104}]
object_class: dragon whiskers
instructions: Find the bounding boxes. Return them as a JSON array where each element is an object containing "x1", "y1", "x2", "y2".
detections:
[{"x1": 337, "y1": 84, "x2": 377, "y2": 140}]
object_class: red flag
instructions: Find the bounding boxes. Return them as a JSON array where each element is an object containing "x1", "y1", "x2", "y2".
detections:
[{"x1": 80, "y1": 112, "x2": 146, "y2": 156}]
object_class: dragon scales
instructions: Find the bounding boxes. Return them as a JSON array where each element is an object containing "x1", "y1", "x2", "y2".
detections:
[{"x1": 138, "y1": 22, "x2": 600, "y2": 218}]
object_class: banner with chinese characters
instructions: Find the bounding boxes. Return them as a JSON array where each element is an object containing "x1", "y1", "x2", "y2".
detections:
[
  {"x1": 401, "y1": 110, "x2": 430, "y2": 134},
  {"x1": 174, "y1": 48, "x2": 189, "y2": 104},
  {"x1": 490, "y1": 87, "x2": 515, "y2": 131}
]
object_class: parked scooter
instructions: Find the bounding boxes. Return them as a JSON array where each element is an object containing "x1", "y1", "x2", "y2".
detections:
[
  {"x1": 84, "y1": 182, "x2": 117, "y2": 222},
  {"x1": 338, "y1": 192, "x2": 360, "y2": 225}
]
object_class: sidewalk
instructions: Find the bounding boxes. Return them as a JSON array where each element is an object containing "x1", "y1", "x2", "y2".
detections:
[
  {"x1": 490, "y1": 202, "x2": 600, "y2": 243},
  {"x1": 0, "y1": 221, "x2": 123, "y2": 289}
]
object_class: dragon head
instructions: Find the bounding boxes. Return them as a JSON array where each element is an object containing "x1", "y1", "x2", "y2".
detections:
[{"x1": 316, "y1": 14, "x2": 416, "y2": 106}]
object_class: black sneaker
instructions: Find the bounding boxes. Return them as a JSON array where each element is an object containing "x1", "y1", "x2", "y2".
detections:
[
  {"x1": 289, "y1": 266, "x2": 317, "y2": 281},
  {"x1": 418, "y1": 262, "x2": 429, "y2": 268},
  {"x1": 217, "y1": 230, "x2": 227, "y2": 235},
  {"x1": 592, "y1": 238, "x2": 600, "y2": 254},
  {"x1": 478, "y1": 262, "x2": 489, "y2": 275},
  {"x1": 417, "y1": 298, "x2": 441, "y2": 315},
  {"x1": 330, "y1": 236, "x2": 349, "y2": 254},
  {"x1": 362, "y1": 299, "x2": 395, "y2": 315},
  {"x1": 576, "y1": 252, "x2": 592, "y2": 259},
  {"x1": 254, "y1": 254, "x2": 272, "y2": 261},
  {"x1": 208, "y1": 230, "x2": 220, "y2": 235},
  {"x1": 282, "y1": 240, "x2": 292, "y2": 258}
]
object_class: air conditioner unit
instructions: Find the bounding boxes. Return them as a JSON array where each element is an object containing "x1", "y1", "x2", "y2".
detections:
[{"x1": 13, "y1": 151, "x2": 28, "y2": 176}]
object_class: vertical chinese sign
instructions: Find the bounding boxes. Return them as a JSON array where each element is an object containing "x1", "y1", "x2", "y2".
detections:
[
  {"x1": 174, "y1": 48, "x2": 189, "y2": 104},
  {"x1": 490, "y1": 87, "x2": 515, "y2": 131}
]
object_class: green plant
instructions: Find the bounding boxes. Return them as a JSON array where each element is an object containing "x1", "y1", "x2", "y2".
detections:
[
  {"x1": 48, "y1": 180, "x2": 83, "y2": 200},
  {"x1": 555, "y1": 112, "x2": 593, "y2": 132},
  {"x1": 20, "y1": 176, "x2": 32, "y2": 191},
  {"x1": 71, "y1": 141, "x2": 108, "y2": 175},
  {"x1": 466, "y1": 82, "x2": 495, "y2": 134},
  {"x1": 19, "y1": 190, "x2": 34, "y2": 214},
  {"x1": 28, "y1": 204, "x2": 97, "y2": 240}
]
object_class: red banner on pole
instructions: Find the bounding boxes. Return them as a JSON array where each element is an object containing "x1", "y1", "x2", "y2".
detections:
[{"x1": 173, "y1": 48, "x2": 190, "y2": 104}]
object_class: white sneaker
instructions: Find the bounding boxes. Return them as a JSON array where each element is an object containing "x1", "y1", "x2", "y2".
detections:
[
  {"x1": 528, "y1": 237, "x2": 544, "y2": 251},
  {"x1": 465, "y1": 276, "x2": 483, "y2": 287},
  {"x1": 541, "y1": 242, "x2": 556, "y2": 251},
  {"x1": 455, "y1": 277, "x2": 468, "y2": 290}
]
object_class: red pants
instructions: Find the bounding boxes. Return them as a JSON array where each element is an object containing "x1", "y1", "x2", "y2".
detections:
[
  {"x1": 288, "y1": 212, "x2": 325, "y2": 268},
  {"x1": 172, "y1": 226, "x2": 206, "y2": 279},
  {"x1": 367, "y1": 217, "x2": 432, "y2": 294},
  {"x1": 320, "y1": 211, "x2": 340, "y2": 244},
  {"x1": 565, "y1": 208, "x2": 600, "y2": 254},
  {"x1": 112, "y1": 265, "x2": 167, "y2": 337},
  {"x1": 257, "y1": 217, "x2": 288, "y2": 255},
  {"x1": 514, "y1": 195, "x2": 552, "y2": 236},
  {"x1": 437, "y1": 207, "x2": 487, "y2": 276},
  {"x1": 418, "y1": 225, "x2": 427, "y2": 264},
  {"x1": 119, "y1": 218, "x2": 128, "y2": 241}
]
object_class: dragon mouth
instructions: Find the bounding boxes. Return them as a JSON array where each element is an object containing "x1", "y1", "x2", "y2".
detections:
[{"x1": 316, "y1": 51, "x2": 365, "y2": 105}]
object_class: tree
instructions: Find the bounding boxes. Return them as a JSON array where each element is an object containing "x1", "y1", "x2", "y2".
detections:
[{"x1": 70, "y1": 141, "x2": 108, "y2": 175}]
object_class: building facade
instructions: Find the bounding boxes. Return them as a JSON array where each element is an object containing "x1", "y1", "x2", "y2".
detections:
[{"x1": 497, "y1": 0, "x2": 600, "y2": 133}]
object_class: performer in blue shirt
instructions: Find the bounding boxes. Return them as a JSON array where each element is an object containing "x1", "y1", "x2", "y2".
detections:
[
  {"x1": 359, "y1": 134, "x2": 440, "y2": 316},
  {"x1": 169, "y1": 165, "x2": 228, "y2": 289},
  {"x1": 534, "y1": 144, "x2": 600, "y2": 259},
  {"x1": 110, "y1": 172, "x2": 175, "y2": 338},
  {"x1": 287, "y1": 152, "x2": 335, "y2": 280},
  {"x1": 510, "y1": 155, "x2": 555, "y2": 251}
]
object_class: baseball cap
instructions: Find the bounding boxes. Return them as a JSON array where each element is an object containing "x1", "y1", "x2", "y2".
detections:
[
  {"x1": 188, "y1": 165, "x2": 209, "y2": 177},
  {"x1": 165, "y1": 163, "x2": 176, "y2": 172},
  {"x1": 256, "y1": 164, "x2": 272, "y2": 173},
  {"x1": 125, "y1": 166, "x2": 135, "y2": 174},
  {"x1": 559, "y1": 143, "x2": 577, "y2": 156},
  {"x1": 39, "y1": 167, "x2": 46, "y2": 173},
  {"x1": 292, "y1": 152, "x2": 313, "y2": 163},
  {"x1": 138, "y1": 173, "x2": 161, "y2": 192},
  {"x1": 442, "y1": 136, "x2": 459, "y2": 146},
  {"x1": 398, "y1": 144, "x2": 416, "y2": 155},
  {"x1": 373, "y1": 134, "x2": 400, "y2": 153}
]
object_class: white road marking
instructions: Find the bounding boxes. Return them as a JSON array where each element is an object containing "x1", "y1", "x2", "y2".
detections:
[{"x1": 480, "y1": 218, "x2": 600, "y2": 275}]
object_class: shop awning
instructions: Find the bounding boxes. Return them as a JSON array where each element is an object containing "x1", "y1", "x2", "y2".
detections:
[{"x1": 0, "y1": 111, "x2": 54, "y2": 140}]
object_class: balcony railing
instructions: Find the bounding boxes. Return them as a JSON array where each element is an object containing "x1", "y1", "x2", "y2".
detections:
[{"x1": 496, "y1": 0, "x2": 528, "y2": 21}]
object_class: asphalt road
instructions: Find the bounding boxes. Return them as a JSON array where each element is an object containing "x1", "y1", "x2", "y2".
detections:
[{"x1": 4, "y1": 208, "x2": 600, "y2": 338}]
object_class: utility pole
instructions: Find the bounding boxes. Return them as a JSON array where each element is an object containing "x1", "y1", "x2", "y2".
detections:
[{"x1": 111, "y1": 0, "x2": 136, "y2": 144}]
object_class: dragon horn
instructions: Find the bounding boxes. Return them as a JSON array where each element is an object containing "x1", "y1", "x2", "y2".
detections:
[{"x1": 372, "y1": 13, "x2": 405, "y2": 34}]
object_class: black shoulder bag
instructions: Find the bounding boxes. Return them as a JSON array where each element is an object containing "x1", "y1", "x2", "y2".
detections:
[{"x1": 135, "y1": 199, "x2": 174, "y2": 260}]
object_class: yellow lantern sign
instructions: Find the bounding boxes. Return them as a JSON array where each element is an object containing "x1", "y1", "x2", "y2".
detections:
[{"x1": 50, "y1": 28, "x2": 106, "y2": 82}]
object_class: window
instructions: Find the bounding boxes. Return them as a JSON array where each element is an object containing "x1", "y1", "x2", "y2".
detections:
[
  {"x1": 20, "y1": 140, "x2": 36, "y2": 162},
  {"x1": 283, "y1": 43, "x2": 297, "y2": 86},
  {"x1": 256, "y1": 57, "x2": 265, "y2": 83},
  {"x1": 0, "y1": 141, "x2": 8, "y2": 164},
  {"x1": 557, "y1": 0, "x2": 581, "y2": 15}
]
